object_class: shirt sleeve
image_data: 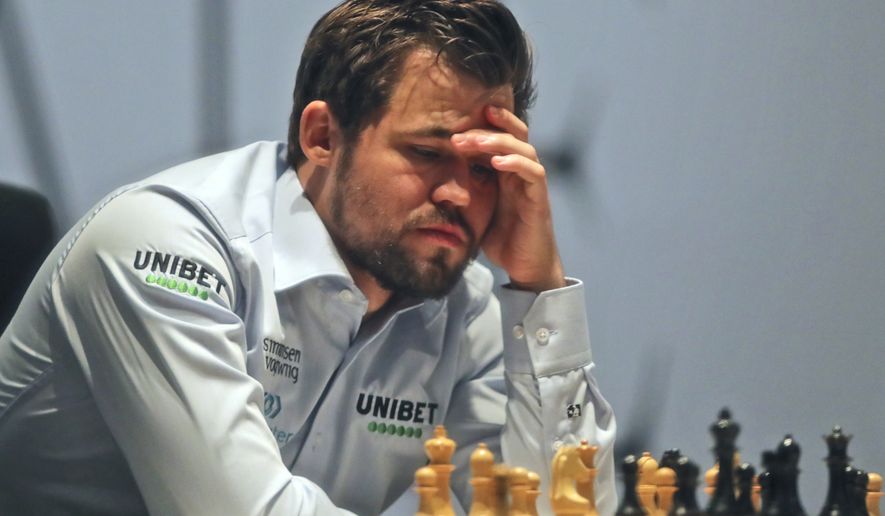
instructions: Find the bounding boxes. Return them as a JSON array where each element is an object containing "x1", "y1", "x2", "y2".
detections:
[
  {"x1": 51, "y1": 188, "x2": 353, "y2": 516},
  {"x1": 444, "y1": 278, "x2": 617, "y2": 516}
]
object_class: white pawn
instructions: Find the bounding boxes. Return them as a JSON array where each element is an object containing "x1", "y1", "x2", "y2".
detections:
[{"x1": 416, "y1": 467, "x2": 439, "y2": 516}]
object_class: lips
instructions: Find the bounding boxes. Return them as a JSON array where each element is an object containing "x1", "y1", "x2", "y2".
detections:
[{"x1": 415, "y1": 224, "x2": 467, "y2": 248}]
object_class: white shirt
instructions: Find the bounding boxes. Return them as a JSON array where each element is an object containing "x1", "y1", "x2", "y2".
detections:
[{"x1": 0, "y1": 141, "x2": 616, "y2": 515}]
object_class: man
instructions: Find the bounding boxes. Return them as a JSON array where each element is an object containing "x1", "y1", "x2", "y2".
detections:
[{"x1": 0, "y1": 1, "x2": 616, "y2": 514}]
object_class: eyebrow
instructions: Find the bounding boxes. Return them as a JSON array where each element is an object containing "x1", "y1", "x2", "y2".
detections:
[{"x1": 400, "y1": 126, "x2": 453, "y2": 139}]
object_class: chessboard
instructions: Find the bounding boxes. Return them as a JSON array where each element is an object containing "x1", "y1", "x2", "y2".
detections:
[{"x1": 412, "y1": 409, "x2": 882, "y2": 516}]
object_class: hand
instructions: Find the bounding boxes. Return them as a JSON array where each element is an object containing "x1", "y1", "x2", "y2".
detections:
[{"x1": 452, "y1": 105, "x2": 566, "y2": 292}]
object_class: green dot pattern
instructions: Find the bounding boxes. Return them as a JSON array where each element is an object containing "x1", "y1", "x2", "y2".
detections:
[
  {"x1": 364, "y1": 421, "x2": 425, "y2": 439},
  {"x1": 144, "y1": 275, "x2": 210, "y2": 302}
]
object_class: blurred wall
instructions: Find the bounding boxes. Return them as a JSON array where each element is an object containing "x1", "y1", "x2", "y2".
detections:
[{"x1": 1, "y1": 1, "x2": 883, "y2": 511}]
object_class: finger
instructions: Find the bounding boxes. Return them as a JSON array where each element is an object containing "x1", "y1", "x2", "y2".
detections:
[
  {"x1": 491, "y1": 154, "x2": 546, "y2": 185},
  {"x1": 485, "y1": 105, "x2": 528, "y2": 141},
  {"x1": 452, "y1": 132, "x2": 538, "y2": 162}
]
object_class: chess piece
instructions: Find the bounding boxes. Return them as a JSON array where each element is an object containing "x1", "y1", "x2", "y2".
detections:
[
  {"x1": 550, "y1": 445, "x2": 591, "y2": 516},
  {"x1": 775, "y1": 435, "x2": 806, "y2": 516},
  {"x1": 494, "y1": 464, "x2": 511, "y2": 516},
  {"x1": 577, "y1": 440, "x2": 599, "y2": 515},
  {"x1": 509, "y1": 467, "x2": 532, "y2": 516},
  {"x1": 614, "y1": 455, "x2": 644, "y2": 516},
  {"x1": 654, "y1": 466, "x2": 677, "y2": 516},
  {"x1": 470, "y1": 443, "x2": 496, "y2": 516},
  {"x1": 659, "y1": 449, "x2": 683, "y2": 471},
  {"x1": 867, "y1": 472, "x2": 883, "y2": 516},
  {"x1": 416, "y1": 466, "x2": 440, "y2": 516},
  {"x1": 708, "y1": 408, "x2": 740, "y2": 515},
  {"x1": 672, "y1": 456, "x2": 704, "y2": 516},
  {"x1": 425, "y1": 425, "x2": 456, "y2": 516},
  {"x1": 845, "y1": 467, "x2": 870, "y2": 516},
  {"x1": 820, "y1": 426, "x2": 853, "y2": 516},
  {"x1": 705, "y1": 462, "x2": 719, "y2": 498},
  {"x1": 856, "y1": 470, "x2": 871, "y2": 516},
  {"x1": 734, "y1": 463, "x2": 756, "y2": 516},
  {"x1": 526, "y1": 471, "x2": 542, "y2": 516},
  {"x1": 759, "y1": 450, "x2": 777, "y2": 516},
  {"x1": 752, "y1": 474, "x2": 762, "y2": 513},
  {"x1": 637, "y1": 452, "x2": 659, "y2": 515}
]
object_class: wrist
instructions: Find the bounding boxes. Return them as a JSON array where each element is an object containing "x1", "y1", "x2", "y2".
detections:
[{"x1": 508, "y1": 265, "x2": 567, "y2": 293}]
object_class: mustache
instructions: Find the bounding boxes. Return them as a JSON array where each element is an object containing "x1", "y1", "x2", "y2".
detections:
[{"x1": 404, "y1": 206, "x2": 476, "y2": 246}]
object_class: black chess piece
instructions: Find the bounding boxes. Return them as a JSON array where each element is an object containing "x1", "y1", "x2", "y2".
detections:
[
  {"x1": 672, "y1": 456, "x2": 704, "y2": 516},
  {"x1": 820, "y1": 426, "x2": 853, "y2": 516},
  {"x1": 843, "y1": 467, "x2": 870, "y2": 516},
  {"x1": 759, "y1": 450, "x2": 778, "y2": 516},
  {"x1": 660, "y1": 448, "x2": 683, "y2": 471},
  {"x1": 775, "y1": 435, "x2": 807, "y2": 516},
  {"x1": 616, "y1": 455, "x2": 644, "y2": 515},
  {"x1": 853, "y1": 469, "x2": 870, "y2": 516},
  {"x1": 708, "y1": 408, "x2": 741, "y2": 515},
  {"x1": 734, "y1": 463, "x2": 757, "y2": 516}
]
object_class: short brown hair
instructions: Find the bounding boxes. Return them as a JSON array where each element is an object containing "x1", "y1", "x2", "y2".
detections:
[{"x1": 286, "y1": 0, "x2": 536, "y2": 169}]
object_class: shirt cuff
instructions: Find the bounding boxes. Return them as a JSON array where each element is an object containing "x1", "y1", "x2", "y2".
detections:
[{"x1": 498, "y1": 278, "x2": 593, "y2": 377}]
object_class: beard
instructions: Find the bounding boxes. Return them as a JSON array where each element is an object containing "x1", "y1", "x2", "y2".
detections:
[{"x1": 329, "y1": 146, "x2": 480, "y2": 299}]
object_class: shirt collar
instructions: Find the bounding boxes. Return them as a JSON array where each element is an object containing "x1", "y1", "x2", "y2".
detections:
[{"x1": 272, "y1": 167, "x2": 354, "y2": 292}]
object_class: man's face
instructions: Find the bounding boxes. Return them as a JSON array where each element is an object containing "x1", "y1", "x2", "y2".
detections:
[{"x1": 325, "y1": 50, "x2": 514, "y2": 299}]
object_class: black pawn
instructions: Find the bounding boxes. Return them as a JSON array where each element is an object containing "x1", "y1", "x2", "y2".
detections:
[
  {"x1": 672, "y1": 456, "x2": 704, "y2": 516},
  {"x1": 820, "y1": 426, "x2": 853, "y2": 516},
  {"x1": 853, "y1": 470, "x2": 870, "y2": 516},
  {"x1": 616, "y1": 455, "x2": 644, "y2": 515},
  {"x1": 759, "y1": 451, "x2": 778, "y2": 516},
  {"x1": 843, "y1": 467, "x2": 870, "y2": 516},
  {"x1": 735, "y1": 463, "x2": 757, "y2": 515},
  {"x1": 708, "y1": 408, "x2": 741, "y2": 515},
  {"x1": 775, "y1": 435, "x2": 806, "y2": 516}
]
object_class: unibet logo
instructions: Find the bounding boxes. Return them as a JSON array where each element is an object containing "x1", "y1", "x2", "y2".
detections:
[
  {"x1": 134, "y1": 250, "x2": 227, "y2": 295},
  {"x1": 355, "y1": 392, "x2": 439, "y2": 425}
]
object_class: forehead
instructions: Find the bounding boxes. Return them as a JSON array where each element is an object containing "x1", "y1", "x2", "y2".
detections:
[{"x1": 381, "y1": 50, "x2": 515, "y2": 133}]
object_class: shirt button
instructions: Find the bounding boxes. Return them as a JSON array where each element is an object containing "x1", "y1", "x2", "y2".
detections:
[
  {"x1": 512, "y1": 324, "x2": 525, "y2": 339},
  {"x1": 337, "y1": 289, "x2": 355, "y2": 303},
  {"x1": 553, "y1": 440, "x2": 564, "y2": 451},
  {"x1": 536, "y1": 327, "x2": 550, "y2": 344}
]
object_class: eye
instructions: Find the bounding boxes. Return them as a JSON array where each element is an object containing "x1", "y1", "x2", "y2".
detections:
[
  {"x1": 411, "y1": 146, "x2": 441, "y2": 160},
  {"x1": 470, "y1": 163, "x2": 497, "y2": 184}
]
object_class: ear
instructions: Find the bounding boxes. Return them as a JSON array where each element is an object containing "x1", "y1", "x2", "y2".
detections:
[{"x1": 299, "y1": 100, "x2": 339, "y2": 167}]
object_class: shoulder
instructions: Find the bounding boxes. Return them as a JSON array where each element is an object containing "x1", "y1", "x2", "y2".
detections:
[{"x1": 56, "y1": 182, "x2": 240, "y2": 311}]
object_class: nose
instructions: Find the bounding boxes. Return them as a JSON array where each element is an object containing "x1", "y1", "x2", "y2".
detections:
[{"x1": 430, "y1": 167, "x2": 471, "y2": 208}]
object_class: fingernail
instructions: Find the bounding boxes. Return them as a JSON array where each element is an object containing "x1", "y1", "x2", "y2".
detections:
[
  {"x1": 488, "y1": 105, "x2": 500, "y2": 116},
  {"x1": 452, "y1": 134, "x2": 467, "y2": 143}
]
